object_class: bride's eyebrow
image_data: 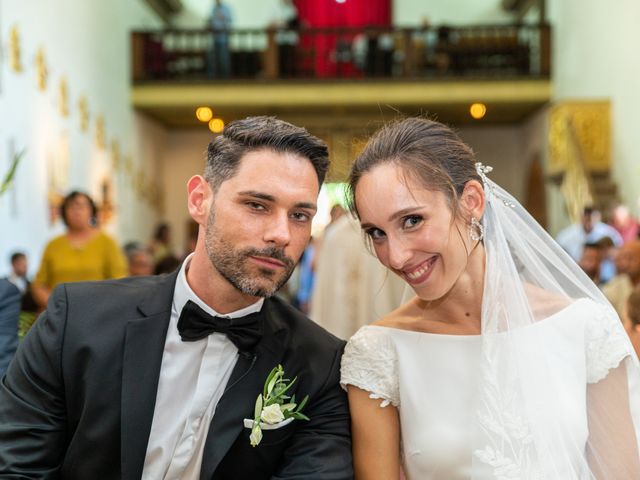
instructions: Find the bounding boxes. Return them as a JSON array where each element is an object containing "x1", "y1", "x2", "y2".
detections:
[
  {"x1": 360, "y1": 221, "x2": 377, "y2": 231},
  {"x1": 360, "y1": 205, "x2": 426, "y2": 231},
  {"x1": 388, "y1": 206, "x2": 424, "y2": 222}
]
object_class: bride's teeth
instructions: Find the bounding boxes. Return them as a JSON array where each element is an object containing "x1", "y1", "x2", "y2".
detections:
[{"x1": 406, "y1": 258, "x2": 434, "y2": 280}]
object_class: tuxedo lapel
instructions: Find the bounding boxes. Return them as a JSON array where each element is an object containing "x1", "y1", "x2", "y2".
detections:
[
  {"x1": 120, "y1": 272, "x2": 178, "y2": 480},
  {"x1": 199, "y1": 300, "x2": 289, "y2": 479}
]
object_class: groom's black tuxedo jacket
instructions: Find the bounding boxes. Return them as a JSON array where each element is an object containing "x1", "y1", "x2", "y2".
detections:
[{"x1": 0, "y1": 272, "x2": 353, "y2": 479}]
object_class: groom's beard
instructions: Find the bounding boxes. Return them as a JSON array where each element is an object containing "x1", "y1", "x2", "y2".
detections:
[{"x1": 204, "y1": 210, "x2": 296, "y2": 297}]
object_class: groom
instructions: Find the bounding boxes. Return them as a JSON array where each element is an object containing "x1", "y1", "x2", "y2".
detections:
[{"x1": 0, "y1": 116, "x2": 353, "y2": 479}]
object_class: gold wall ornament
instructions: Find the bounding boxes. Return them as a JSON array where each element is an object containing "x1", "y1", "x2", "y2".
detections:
[
  {"x1": 548, "y1": 101, "x2": 610, "y2": 222},
  {"x1": 78, "y1": 96, "x2": 90, "y2": 132},
  {"x1": 95, "y1": 115, "x2": 106, "y2": 149},
  {"x1": 58, "y1": 77, "x2": 69, "y2": 117},
  {"x1": 35, "y1": 47, "x2": 48, "y2": 90},
  {"x1": 110, "y1": 139, "x2": 121, "y2": 170},
  {"x1": 8, "y1": 25, "x2": 23, "y2": 72},
  {"x1": 98, "y1": 178, "x2": 115, "y2": 225},
  {"x1": 548, "y1": 101, "x2": 611, "y2": 174}
]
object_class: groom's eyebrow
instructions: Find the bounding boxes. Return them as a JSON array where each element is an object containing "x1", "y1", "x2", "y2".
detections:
[{"x1": 238, "y1": 190, "x2": 317, "y2": 211}]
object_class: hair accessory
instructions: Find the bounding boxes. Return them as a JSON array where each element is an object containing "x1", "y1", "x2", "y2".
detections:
[{"x1": 474, "y1": 162, "x2": 516, "y2": 208}]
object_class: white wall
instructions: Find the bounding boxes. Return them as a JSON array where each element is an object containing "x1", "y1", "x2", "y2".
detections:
[
  {"x1": 0, "y1": 0, "x2": 164, "y2": 276},
  {"x1": 549, "y1": 0, "x2": 640, "y2": 217},
  {"x1": 394, "y1": 0, "x2": 515, "y2": 27},
  {"x1": 161, "y1": 128, "x2": 213, "y2": 256}
]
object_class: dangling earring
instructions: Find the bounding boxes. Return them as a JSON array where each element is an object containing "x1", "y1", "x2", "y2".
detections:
[{"x1": 469, "y1": 217, "x2": 484, "y2": 242}]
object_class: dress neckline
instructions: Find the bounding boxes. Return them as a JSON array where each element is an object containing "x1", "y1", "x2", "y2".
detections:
[{"x1": 365, "y1": 297, "x2": 590, "y2": 339}]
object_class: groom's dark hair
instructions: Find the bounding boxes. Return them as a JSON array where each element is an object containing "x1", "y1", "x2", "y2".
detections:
[{"x1": 205, "y1": 116, "x2": 329, "y2": 190}]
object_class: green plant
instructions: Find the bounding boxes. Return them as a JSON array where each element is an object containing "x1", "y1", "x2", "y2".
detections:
[{"x1": 0, "y1": 149, "x2": 25, "y2": 197}]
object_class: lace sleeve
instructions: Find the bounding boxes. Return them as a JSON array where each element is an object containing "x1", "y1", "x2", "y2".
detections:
[
  {"x1": 340, "y1": 327, "x2": 399, "y2": 408},
  {"x1": 585, "y1": 302, "x2": 633, "y2": 384}
]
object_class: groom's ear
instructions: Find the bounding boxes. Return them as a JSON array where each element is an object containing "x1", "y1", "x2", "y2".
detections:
[
  {"x1": 460, "y1": 180, "x2": 485, "y2": 220},
  {"x1": 187, "y1": 175, "x2": 213, "y2": 226}
]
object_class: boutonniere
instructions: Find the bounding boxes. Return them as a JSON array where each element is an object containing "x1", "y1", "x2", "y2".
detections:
[{"x1": 247, "y1": 364, "x2": 309, "y2": 447}]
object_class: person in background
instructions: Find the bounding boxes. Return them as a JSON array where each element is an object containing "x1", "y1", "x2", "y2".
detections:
[
  {"x1": 7, "y1": 252, "x2": 28, "y2": 295},
  {"x1": 148, "y1": 222, "x2": 174, "y2": 264},
  {"x1": 6, "y1": 252, "x2": 38, "y2": 314},
  {"x1": 208, "y1": 0, "x2": 233, "y2": 78},
  {"x1": 311, "y1": 212, "x2": 405, "y2": 340},
  {"x1": 4, "y1": 251, "x2": 39, "y2": 338},
  {"x1": 293, "y1": 237, "x2": 316, "y2": 314},
  {"x1": 578, "y1": 242, "x2": 603, "y2": 286},
  {"x1": 31, "y1": 191, "x2": 127, "y2": 309},
  {"x1": 270, "y1": 0, "x2": 299, "y2": 77},
  {"x1": 127, "y1": 247, "x2": 155, "y2": 277},
  {"x1": 625, "y1": 286, "x2": 640, "y2": 358},
  {"x1": 556, "y1": 206, "x2": 622, "y2": 262},
  {"x1": 596, "y1": 236, "x2": 617, "y2": 283},
  {"x1": 611, "y1": 204, "x2": 639, "y2": 244},
  {"x1": 603, "y1": 240, "x2": 640, "y2": 322}
]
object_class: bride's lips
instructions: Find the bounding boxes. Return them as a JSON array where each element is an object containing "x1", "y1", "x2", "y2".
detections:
[
  {"x1": 250, "y1": 256, "x2": 286, "y2": 269},
  {"x1": 401, "y1": 256, "x2": 437, "y2": 285}
]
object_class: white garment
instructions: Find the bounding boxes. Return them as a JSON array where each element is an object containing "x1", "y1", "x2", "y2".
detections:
[
  {"x1": 142, "y1": 254, "x2": 263, "y2": 480},
  {"x1": 555, "y1": 222, "x2": 623, "y2": 261},
  {"x1": 7, "y1": 273, "x2": 27, "y2": 294},
  {"x1": 341, "y1": 298, "x2": 633, "y2": 480},
  {"x1": 310, "y1": 215, "x2": 405, "y2": 340}
]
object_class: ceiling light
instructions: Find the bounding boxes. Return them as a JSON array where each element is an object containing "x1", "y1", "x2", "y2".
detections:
[
  {"x1": 209, "y1": 118, "x2": 225, "y2": 133},
  {"x1": 196, "y1": 107, "x2": 213, "y2": 122},
  {"x1": 470, "y1": 103, "x2": 487, "y2": 120}
]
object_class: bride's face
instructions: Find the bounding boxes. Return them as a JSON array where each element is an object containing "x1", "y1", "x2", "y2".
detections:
[{"x1": 355, "y1": 163, "x2": 474, "y2": 301}]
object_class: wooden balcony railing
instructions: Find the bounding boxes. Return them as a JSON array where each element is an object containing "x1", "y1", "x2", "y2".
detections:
[{"x1": 131, "y1": 24, "x2": 551, "y2": 83}]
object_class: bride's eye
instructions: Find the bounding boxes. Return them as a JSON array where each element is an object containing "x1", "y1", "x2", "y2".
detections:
[
  {"x1": 365, "y1": 227, "x2": 386, "y2": 241},
  {"x1": 402, "y1": 215, "x2": 423, "y2": 229}
]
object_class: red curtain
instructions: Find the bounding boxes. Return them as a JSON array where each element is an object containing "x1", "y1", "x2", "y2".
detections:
[{"x1": 295, "y1": 0, "x2": 391, "y2": 77}]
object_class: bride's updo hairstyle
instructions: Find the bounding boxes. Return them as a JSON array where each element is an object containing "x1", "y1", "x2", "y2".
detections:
[{"x1": 347, "y1": 117, "x2": 483, "y2": 220}]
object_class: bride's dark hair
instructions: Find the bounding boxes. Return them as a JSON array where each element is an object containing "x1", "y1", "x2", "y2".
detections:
[{"x1": 347, "y1": 117, "x2": 482, "y2": 219}]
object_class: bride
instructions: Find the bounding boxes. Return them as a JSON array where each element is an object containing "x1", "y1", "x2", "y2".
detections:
[{"x1": 340, "y1": 117, "x2": 640, "y2": 479}]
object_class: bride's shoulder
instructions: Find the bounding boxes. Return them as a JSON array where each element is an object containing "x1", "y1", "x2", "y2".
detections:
[
  {"x1": 523, "y1": 283, "x2": 575, "y2": 320},
  {"x1": 345, "y1": 306, "x2": 415, "y2": 354}
]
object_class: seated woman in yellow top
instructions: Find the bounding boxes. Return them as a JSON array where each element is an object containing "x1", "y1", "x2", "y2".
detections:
[{"x1": 32, "y1": 191, "x2": 127, "y2": 309}]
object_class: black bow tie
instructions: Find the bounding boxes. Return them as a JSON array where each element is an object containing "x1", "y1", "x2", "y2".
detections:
[{"x1": 177, "y1": 300, "x2": 263, "y2": 353}]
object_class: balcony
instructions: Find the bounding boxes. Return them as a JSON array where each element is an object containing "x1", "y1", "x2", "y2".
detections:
[{"x1": 131, "y1": 24, "x2": 551, "y2": 127}]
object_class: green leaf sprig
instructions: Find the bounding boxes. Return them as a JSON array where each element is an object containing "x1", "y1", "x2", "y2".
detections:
[
  {"x1": 250, "y1": 364, "x2": 309, "y2": 447},
  {"x1": 0, "y1": 149, "x2": 25, "y2": 197}
]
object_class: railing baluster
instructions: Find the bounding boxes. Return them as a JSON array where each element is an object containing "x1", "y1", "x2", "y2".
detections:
[{"x1": 131, "y1": 24, "x2": 551, "y2": 83}]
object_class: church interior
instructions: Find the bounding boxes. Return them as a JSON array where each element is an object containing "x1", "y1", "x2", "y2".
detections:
[{"x1": 1, "y1": 0, "x2": 640, "y2": 342}]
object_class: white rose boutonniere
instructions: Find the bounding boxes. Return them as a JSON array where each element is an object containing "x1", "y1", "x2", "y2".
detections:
[{"x1": 249, "y1": 364, "x2": 309, "y2": 447}]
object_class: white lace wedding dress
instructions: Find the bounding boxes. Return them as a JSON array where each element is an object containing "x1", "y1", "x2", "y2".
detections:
[{"x1": 340, "y1": 298, "x2": 633, "y2": 479}]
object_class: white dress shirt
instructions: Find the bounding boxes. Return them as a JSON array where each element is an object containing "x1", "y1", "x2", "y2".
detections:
[
  {"x1": 142, "y1": 254, "x2": 263, "y2": 480},
  {"x1": 7, "y1": 273, "x2": 27, "y2": 294}
]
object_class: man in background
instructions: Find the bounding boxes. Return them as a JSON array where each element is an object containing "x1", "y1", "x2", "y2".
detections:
[
  {"x1": 556, "y1": 206, "x2": 622, "y2": 262},
  {"x1": 209, "y1": 0, "x2": 233, "y2": 78}
]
